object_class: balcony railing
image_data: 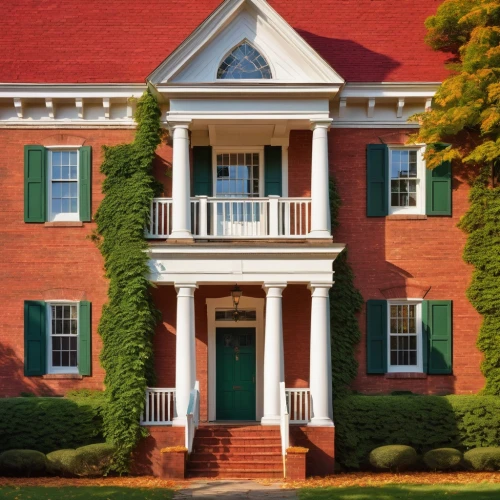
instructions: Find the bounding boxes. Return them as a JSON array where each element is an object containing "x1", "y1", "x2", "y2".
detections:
[
  {"x1": 140, "y1": 388, "x2": 176, "y2": 425},
  {"x1": 285, "y1": 388, "x2": 311, "y2": 424},
  {"x1": 146, "y1": 196, "x2": 312, "y2": 239}
]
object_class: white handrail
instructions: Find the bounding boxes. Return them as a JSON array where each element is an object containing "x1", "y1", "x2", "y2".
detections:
[
  {"x1": 285, "y1": 388, "x2": 311, "y2": 424},
  {"x1": 146, "y1": 197, "x2": 313, "y2": 239},
  {"x1": 140, "y1": 388, "x2": 176, "y2": 425},
  {"x1": 185, "y1": 380, "x2": 200, "y2": 454},
  {"x1": 280, "y1": 381, "x2": 289, "y2": 478}
]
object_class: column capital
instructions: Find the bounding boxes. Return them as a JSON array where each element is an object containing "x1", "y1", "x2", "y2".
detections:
[
  {"x1": 310, "y1": 118, "x2": 333, "y2": 131},
  {"x1": 262, "y1": 282, "x2": 287, "y2": 296},
  {"x1": 308, "y1": 282, "x2": 334, "y2": 297},
  {"x1": 175, "y1": 283, "x2": 198, "y2": 296},
  {"x1": 168, "y1": 119, "x2": 192, "y2": 131}
]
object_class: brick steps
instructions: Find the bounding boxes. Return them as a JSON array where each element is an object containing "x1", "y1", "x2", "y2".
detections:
[{"x1": 186, "y1": 424, "x2": 284, "y2": 479}]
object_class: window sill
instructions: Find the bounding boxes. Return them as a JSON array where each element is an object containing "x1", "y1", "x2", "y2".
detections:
[
  {"x1": 44, "y1": 221, "x2": 84, "y2": 227},
  {"x1": 42, "y1": 374, "x2": 83, "y2": 380},
  {"x1": 387, "y1": 214, "x2": 427, "y2": 220},
  {"x1": 385, "y1": 372, "x2": 427, "y2": 379}
]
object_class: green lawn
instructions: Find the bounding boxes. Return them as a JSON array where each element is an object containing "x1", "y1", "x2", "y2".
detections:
[
  {"x1": 299, "y1": 484, "x2": 500, "y2": 500},
  {"x1": 0, "y1": 486, "x2": 174, "y2": 499}
]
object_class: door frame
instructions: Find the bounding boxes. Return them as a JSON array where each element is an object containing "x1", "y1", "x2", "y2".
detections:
[{"x1": 207, "y1": 295, "x2": 265, "y2": 421}]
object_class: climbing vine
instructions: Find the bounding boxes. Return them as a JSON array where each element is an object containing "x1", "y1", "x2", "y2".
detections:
[
  {"x1": 329, "y1": 177, "x2": 363, "y2": 398},
  {"x1": 93, "y1": 91, "x2": 163, "y2": 471},
  {"x1": 458, "y1": 168, "x2": 500, "y2": 395}
]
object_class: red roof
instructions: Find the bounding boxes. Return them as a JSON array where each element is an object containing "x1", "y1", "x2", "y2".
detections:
[{"x1": 0, "y1": 0, "x2": 449, "y2": 83}]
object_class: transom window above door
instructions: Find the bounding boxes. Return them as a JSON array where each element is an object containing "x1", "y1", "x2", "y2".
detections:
[{"x1": 216, "y1": 152, "x2": 260, "y2": 197}]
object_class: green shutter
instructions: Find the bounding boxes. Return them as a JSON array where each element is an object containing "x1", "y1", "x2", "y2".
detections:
[
  {"x1": 193, "y1": 146, "x2": 213, "y2": 196},
  {"x1": 421, "y1": 301, "x2": 429, "y2": 374},
  {"x1": 24, "y1": 146, "x2": 46, "y2": 222},
  {"x1": 79, "y1": 146, "x2": 92, "y2": 222},
  {"x1": 264, "y1": 146, "x2": 282, "y2": 196},
  {"x1": 426, "y1": 160, "x2": 452, "y2": 216},
  {"x1": 78, "y1": 301, "x2": 92, "y2": 376},
  {"x1": 366, "y1": 144, "x2": 388, "y2": 216},
  {"x1": 425, "y1": 300, "x2": 452, "y2": 374},
  {"x1": 366, "y1": 300, "x2": 388, "y2": 374},
  {"x1": 24, "y1": 301, "x2": 46, "y2": 376}
]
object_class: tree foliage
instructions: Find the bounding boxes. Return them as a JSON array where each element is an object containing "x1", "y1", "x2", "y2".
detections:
[
  {"x1": 93, "y1": 91, "x2": 162, "y2": 471},
  {"x1": 329, "y1": 178, "x2": 363, "y2": 398},
  {"x1": 411, "y1": 0, "x2": 500, "y2": 395}
]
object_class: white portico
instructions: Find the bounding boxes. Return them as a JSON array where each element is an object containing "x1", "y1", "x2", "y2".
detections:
[{"x1": 147, "y1": 244, "x2": 344, "y2": 427}]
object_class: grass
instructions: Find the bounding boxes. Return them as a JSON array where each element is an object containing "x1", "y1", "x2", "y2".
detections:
[
  {"x1": 299, "y1": 484, "x2": 500, "y2": 499},
  {"x1": 0, "y1": 486, "x2": 174, "y2": 499}
]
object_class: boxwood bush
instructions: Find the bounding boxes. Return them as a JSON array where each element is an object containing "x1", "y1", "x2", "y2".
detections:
[
  {"x1": 0, "y1": 391, "x2": 105, "y2": 454},
  {"x1": 464, "y1": 447, "x2": 500, "y2": 471},
  {"x1": 423, "y1": 448, "x2": 463, "y2": 470},
  {"x1": 0, "y1": 450, "x2": 47, "y2": 477},
  {"x1": 334, "y1": 395, "x2": 500, "y2": 468},
  {"x1": 369, "y1": 445, "x2": 417, "y2": 471}
]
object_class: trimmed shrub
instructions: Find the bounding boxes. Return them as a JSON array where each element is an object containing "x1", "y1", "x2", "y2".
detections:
[
  {"x1": 464, "y1": 447, "x2": 500, "y2": 471},
  {"x1": 46, "y1": 449, "x2": 77, "y2": 476},
  {"x1": 369, "y1": 445, "x2": 417, "y2": 471},
  {"x1": 0, "y1": 449, "x2": 47, "y2": 477},
  {"x1": 423, "y1": 448, "x2": 462, "y2": 470},
  {"x1": 70, "y1": 443, "x2": 116, "y2": 477},
  {"x1": 334, "y1": 395, "x2": 500, "y2": 468},
  {"x1": 47, "y1": 444, "x2": 116, "y2": 477},
  {"x1": 0, "y1": 393, "x2": 105, "y2": 454}
]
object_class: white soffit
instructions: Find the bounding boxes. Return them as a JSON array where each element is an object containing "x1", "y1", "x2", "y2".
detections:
[{"x1": 148, "y1": 0, "x2": 344, "y2": 92}]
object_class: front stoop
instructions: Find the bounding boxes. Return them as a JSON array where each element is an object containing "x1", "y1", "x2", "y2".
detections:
[{"x1": 186, "y1": 424, "x2": 283, "y2": 479}]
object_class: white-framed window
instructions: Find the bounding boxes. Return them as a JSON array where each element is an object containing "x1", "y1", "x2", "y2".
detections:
[
  {"x1": 213, "y1": 148, "x2": 264, "y2": 198},
  {"x1": 48, "y1": 149, "x2": 79, "y2": 221},
  {"x1": 387, "y1": 300, "x2": 423, "y2": 373},
  {"x1": 389, "y1": 146, "x2": 425, "y2": 215},
  {"x1": 47, "y1": 302, "x2": 79, "y2": 374}
]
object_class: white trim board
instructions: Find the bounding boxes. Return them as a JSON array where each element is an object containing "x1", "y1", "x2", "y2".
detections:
[{"x1": 206, "y1": 295, "x2": 265, "y2": 421}]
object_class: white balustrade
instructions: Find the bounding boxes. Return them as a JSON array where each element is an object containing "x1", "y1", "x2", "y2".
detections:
[
  {"x1": 146, "y1": 197, "x2": 312, "y2": 239},
  {"x1": 185, "y1": 381, "x2": 200, "y2": 453},
  {"x1": 285, "y1": 388, "x2": 311, "y2": 424},
  {"x1": 140, "y1": 388, "x2": 176, "y2": 425},
  {"x1": 280, "y1": 382, "x2": 290, "y2": 467}
]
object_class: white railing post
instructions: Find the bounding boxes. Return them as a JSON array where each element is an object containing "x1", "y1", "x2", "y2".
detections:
[
  {"x1": 197, "y1": 196, "x2": 208, "y2": 238},
  {"x1": 185, "y1": 380, "x2": 200, "y2": 454},
  {"x1": 269, "y1": 195, "x2": 279, "y2": 237},
  {"x1": 280, "y1": 381, "x2": 289, "y2": 478}
]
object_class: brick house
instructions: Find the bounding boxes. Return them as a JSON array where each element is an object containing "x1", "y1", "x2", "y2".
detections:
[{"x1": 0, "y1": 0, "x2": 483, "y2": 478}]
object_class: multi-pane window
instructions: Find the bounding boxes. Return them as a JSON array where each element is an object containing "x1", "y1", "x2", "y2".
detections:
[
  {"x1": 49, "y1": 150, "x2": 78, "y2": 221},
  {"x1": 216, "y1": 153, "x2": 260, "y2": 197},
  {"x1": 215, "y1": 309, "x2": 257, "y2": 321},
  {"x1": 389, "y1": 303, "x2": 421, "y2": 371},
  {"x1": 49, "y1": 304, "x2": 78, "y2": 372},
  {"x1": 390, "y1": 150, "x2": 418, "y2": 209},
  {"x1": 217, "y1": 42, "x2": 272, "y2": 79}
]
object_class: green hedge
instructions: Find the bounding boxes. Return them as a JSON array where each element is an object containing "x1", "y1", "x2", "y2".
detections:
[
  {"x1": 0, "y1": 392, "x2": 105, "y2": 454},
  {"x1": 334, "y1": 395, "x2": 500, "y2": 468}
]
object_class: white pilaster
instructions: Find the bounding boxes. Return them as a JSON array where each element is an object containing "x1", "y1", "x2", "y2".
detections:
[
  {"x1": 261, "y1": 282, "x2": 286, "y2": 425},
  {"x1": 171, "y1": 122, "x2": 193, "y2": 239},
  {"x1": 309, "y1": 119, "x2": 332, "y2": 239},
  {"x1": 308, "y1": 283, "x2": 334, "y2": 427},
  {"x1": 172, "y1": 283, "x2": 197, "y2": 427}
]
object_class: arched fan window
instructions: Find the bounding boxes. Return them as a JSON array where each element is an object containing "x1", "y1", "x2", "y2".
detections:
[{"x1": 217, "y1": 42, "x2": 272, "y2": 79}]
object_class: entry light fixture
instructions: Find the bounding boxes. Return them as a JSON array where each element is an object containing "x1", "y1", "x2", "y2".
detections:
[{"x1": 231, "y1": 284, "x2": 243, "y2": 322}]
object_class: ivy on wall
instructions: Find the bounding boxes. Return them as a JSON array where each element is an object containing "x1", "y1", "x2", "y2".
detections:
[
  {"x1": 329, "y1": 177, "x2": 364, "y2": 398},
  {"x1": 458, "y1": 168, "x2": 500, "y2": 395},
  {"x1": 93, "y1": 91, "x2": 163, "y2": 472}
]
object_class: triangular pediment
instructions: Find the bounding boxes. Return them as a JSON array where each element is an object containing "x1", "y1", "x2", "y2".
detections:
[{"x1": 148, "y1": 0, "x2": 344, "y2": 86}]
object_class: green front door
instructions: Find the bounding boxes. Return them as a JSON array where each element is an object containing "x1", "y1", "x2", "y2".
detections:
[{"x1": 216, "y1": 328, "x2": 256, "y2": 420}]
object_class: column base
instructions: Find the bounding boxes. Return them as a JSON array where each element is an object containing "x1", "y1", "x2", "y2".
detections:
[
  {"x1": 260, "y1": 416, "x2": 281, "y2": 426},
  {"x1": 308, "y1": 417, "x2": 334, "y2": 427},
  {"x1": 172, "y1": 416, "x2": 187, "y2": 427},
  {"x1": 307, "y1": 230, "x2": 332, "y2": 239},
  {"x1": 170, "y1": 230, "x2": 193, "y2": 240}
]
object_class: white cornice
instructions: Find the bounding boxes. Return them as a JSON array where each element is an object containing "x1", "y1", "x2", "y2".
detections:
[
  {"x1": 0, "y1": 83, "x2": 147, "y2": 98},
  {"x1": 340, "y1": 82, "x2": 440, "y2": 99}
]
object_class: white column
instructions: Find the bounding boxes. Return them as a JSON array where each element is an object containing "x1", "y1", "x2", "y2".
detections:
[
  {"x1": 308, "y1": 283, "x2": 334, "y2": 427},
  {"x1": 308, "y1": 119, "x2": 333, "y2": 238},
  {"x1": 172, "y1": 283, "x2": 197, "y2": 427},
  {"x1": 261, "y1": 282, "x2": 286, "y2": 425},
  {"x1": 171, "y1": 122, "x2": 193, "y2": 239}
]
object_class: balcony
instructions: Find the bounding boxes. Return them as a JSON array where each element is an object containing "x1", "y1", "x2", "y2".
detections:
[{"x1": 146, "y1": 196, "x2": 312, "y2": 239}]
